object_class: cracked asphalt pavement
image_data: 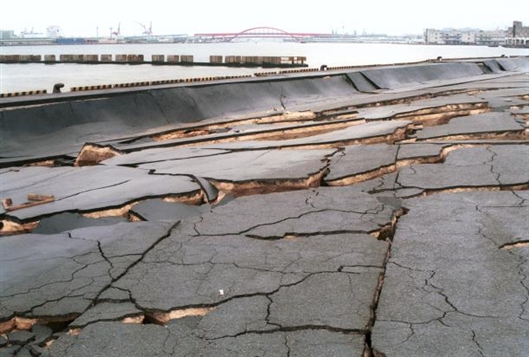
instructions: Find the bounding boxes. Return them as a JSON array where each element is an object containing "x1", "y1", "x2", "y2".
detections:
[{"x1": 1, "y1": 59, "x2": 528, "y2": 356}]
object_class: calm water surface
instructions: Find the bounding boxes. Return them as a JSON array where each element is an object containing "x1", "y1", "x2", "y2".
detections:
[{"x1": 1, "y1": 42, "x2": 528, "y2": 92}]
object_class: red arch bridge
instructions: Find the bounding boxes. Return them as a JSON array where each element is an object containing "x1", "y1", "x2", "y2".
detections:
[{"x1": 194, "y1": 27, "x2": 333, "y2": 42}]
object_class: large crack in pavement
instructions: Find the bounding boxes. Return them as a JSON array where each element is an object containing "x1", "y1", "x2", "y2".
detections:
[{"x1": 362, "y1": 207, "x2": 407, "y2": 357}]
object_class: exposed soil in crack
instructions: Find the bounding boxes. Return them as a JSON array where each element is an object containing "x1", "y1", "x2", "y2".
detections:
[
  {"x1": 74, "y1": 143, "x2": 123, "y2": 166},
  {"x1": 499, "y1": 240, "x2": 529, "y2": 250},
  {"x1": 0, "y1": 314, "x2": 78, "y2": 335},
  {"x1": 0, "y1": 191, "x2": 203, "y2": 236},
  {"x1": 326, "y1": 144, "x2": 478, "y2": 187},
  {"x1": 387, "y1": 103, "x2": 491, "y2": 126},
  {"x1": 148, "y1": 307, "x2": 215, "y2": 325},
  {"x1": 363, "y1": 207, "x2": 408, "y2": 357},
  {"x1": 403, "y1": 184, "x2": 529, "y2": 198},
  {"x1": 0, "y1": 219, "x2": 39, "y2": 236},
  {"x1": 152, "y1": 111, "x2": 320, "y2": 142},
  {"x1": 209, "y1": 168, "x2": 328, "y2": 198},
  {"x1": 418, "y1": 131, "x2": 527, "y2": 142},
  {"x1": 154, "y1": 118, "x2": 366, "y2": 145},
  {"x1": 248, "y1": 120, "x2": 367, "y2": 141}
]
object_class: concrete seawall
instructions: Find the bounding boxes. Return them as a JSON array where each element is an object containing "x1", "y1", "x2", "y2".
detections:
[{"x1": 1, "y1": 57, "x2": 528, "y2": 165}]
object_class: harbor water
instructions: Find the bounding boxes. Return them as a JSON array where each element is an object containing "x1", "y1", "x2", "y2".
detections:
[{"x1": 1, "y1": 42, "x2": 528, "y2": 93}]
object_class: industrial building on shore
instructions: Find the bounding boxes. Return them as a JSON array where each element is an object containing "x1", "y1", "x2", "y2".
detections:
[{"x1": 424, "y1": 20, "x2": 529, "y2": 47}]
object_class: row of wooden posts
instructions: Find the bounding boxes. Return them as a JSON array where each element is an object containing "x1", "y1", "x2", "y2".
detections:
[{"x1": 0, "y1": 54, "x2": 307, "y2": 65}]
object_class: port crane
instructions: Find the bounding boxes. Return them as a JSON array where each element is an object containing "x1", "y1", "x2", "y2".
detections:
[
  {"x1": 110, "y1": 23, "x2": 121, "y2": 39},
  {"x1": 137, "y1": 22, "x2": 153, "y2": 37},
  {"x1": 21, "y1": 27, "x2": 43, "y2": 38}
]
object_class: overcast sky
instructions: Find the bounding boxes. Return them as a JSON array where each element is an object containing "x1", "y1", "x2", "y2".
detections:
[{"x1": 1, "y1": 0, "x2": 528, "y2": 37}]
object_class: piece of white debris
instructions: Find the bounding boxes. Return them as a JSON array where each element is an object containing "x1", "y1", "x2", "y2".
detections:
[{"x1": 219, "y1": 289, "x2": 224, "y2": 296}]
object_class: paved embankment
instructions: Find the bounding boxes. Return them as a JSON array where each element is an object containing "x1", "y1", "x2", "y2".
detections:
[{"x1": 0, "y1": 57, "x2": 528, "y2": 356}]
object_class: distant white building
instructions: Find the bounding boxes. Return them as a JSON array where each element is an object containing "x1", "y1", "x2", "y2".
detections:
[
  {"x1": 424, "y1": 27, "x2": 506, "y2": 46},
  {"x1": 477, "y1": 30, "x2": 506, "y2": 46},
  {"x1": 0, "y1": 30, "x2": 16, "y2": 40},
  {"x1": 46, "y1": 26, "x2": 62, "y2": 38},
  {"x1": 461, "y1": 31, "x2": 477, "y2": 44},
  {"x1": 424, "y1": 29, "x2": 445, "y2": 44},
  {"x1": 443, "y1": 29, "x2": 462, "y2": 45}
]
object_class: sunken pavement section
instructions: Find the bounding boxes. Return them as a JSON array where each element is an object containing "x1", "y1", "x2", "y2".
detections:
[{"x1": 1, "y1": 58, "x2": 529, "y2": 356}]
